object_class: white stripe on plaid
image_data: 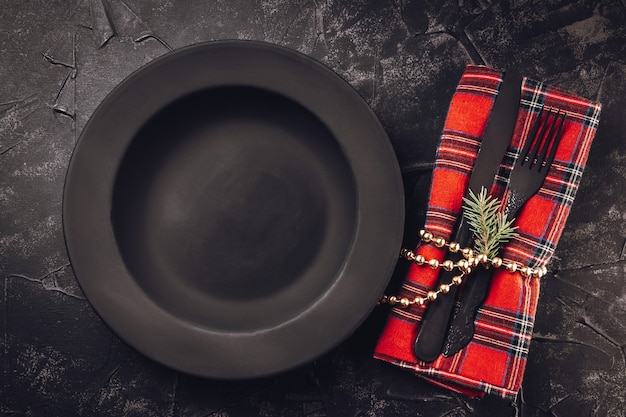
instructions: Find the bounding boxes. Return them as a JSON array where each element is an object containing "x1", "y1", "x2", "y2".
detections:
[{"x1": 472, "y1": 312, "x2": 534, "y2": 356}]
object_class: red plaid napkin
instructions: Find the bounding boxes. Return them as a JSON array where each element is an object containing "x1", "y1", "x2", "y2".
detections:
[{"x1": 374, "y1": 65, "x2": 601, "y2": 399}]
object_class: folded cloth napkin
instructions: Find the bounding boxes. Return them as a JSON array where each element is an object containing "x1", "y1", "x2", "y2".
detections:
[{"x1": 374, "y1": 64, "x2": 602, "y2": 400}]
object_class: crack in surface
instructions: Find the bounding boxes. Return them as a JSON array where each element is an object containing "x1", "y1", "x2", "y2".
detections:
[
  {"x1": 531, "y1": 333, "x2": 612, "y2": 360},
  {"x1": 43, "y1": 31, "x2": 76, "y2": 69},
  {"x1": 547, "y1": 392, "x2": 574, "y2": 416},
  {"x1": 575, "y1": 314, "x2": 626, "y2": 368},
  {"x1": 6, "y1": 264, "x2": 85, "y2": 300},
  {"x1": 400, "y1": 161, "x2": 435, "y2": 174},
  {"x1": 553, "y1": 258, "x2": 626, "y2": 274},
  {"x1": 115, "y1": 0, "x2": 172, "y2": 50},
  {"x1": 52, "y1": 69, "x2": 77, "y2": 120},
  {"x1": 552, "y1": 270, "x2": 626, "y2": 313},
  {"x1": 426, "y1": 24, "x2": 485, "y2": 65},
  {"x1": 89, "y1": 0, "x2": 115, "y2": 48},
  {"x1": 279, "y1": 0, "x2": 311, "y2": 44},
  {"x1": 555, "y1": 294, "x2": 626, "y2": 368},
  {"x1": 312, "y1": 0, "x2": 329, "y2": 53}
]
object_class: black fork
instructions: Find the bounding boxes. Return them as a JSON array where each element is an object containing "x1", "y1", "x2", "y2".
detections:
[
  {"x1": 442, "y1": 106, "x2": 567, "y2": 356},
  {"x1": 504, "y1": 106, "x2": 566, "y2": 216}
]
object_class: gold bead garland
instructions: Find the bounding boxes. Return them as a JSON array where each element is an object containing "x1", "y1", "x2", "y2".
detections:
[{"x1": 379, "y1": 229, "x2": 548, "y2": 308}]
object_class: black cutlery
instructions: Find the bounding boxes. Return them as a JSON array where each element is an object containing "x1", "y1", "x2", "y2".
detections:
[{"x1": 442, "y1": 106, "x2": 566, "y2": 356}]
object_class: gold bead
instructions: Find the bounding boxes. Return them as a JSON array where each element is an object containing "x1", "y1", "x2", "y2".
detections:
[
  {"x1": 388, "y1": 296, "x2": 397, "y2": 305},
  {"x1": 414, "y1": 297, "x2": 425, "y2": 306},
  {"x1": 442, "y1": 260, "x2": 455, "y2": 271},
  {"x1": 520, "y1": 266, "x2": 531, "y2": 278},
  {"x1": 427, "y1": 291, "x2": 438, "y2": 301},
  {"x1": 400, "y1": 249, "x2": 413, "y2": 259},
  {"x1": 415, "y1": 254, "x2": 425, "y2": 265},
  {"x1": 457, "y1": 259, "x2": 469, "y2": 270},
  {"x1": 477, "y1": 254, "x2": 488, "y2": 264},
  {"x1": 469, "y1": 256, "x2": 480, "y2": 267},
  {"x1": 452, "y1": 275, "x2": 463, "y2": 285},
  {"x1": 506, "y1": 262, "x2": 517, "y2": 273},
  {"x1": 449, "y1": 242, "x2": 461, "y2": 252},
  {"x1": 491, "y1": 257, "x2": 503, "y2": 268},
  {"x1": 540, "y1": 266, "x2": 548, "y2": 277},
  {"x1": 419, "y1": 229, "x2": 426, "y2": 238},
  {"x1": 439, "y1": 284, "x2": 450, "y2": 294},
  {"x1": 428, "y1": 259, "x2": 440, "y2": 269},
  {"x1": 461, "y1": 247, "x2": 474, "y2": 258},
  {"x1": 434, "y1": 237, "x2": 446, "y2": 247},
  {"x1": 422, "y1": 231, "x2": 433, "y2": 243},
  {"x1": 400, "y1": 297, "x2": 410, "y2": 307}
]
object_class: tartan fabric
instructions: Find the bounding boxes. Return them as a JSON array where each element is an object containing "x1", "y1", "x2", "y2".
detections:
[{"x1": 374, "y1": 65, "x2": 602, "y2": 400}]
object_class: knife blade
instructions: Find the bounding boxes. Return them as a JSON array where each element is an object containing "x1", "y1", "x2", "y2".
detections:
[{"x1": 413, "y1": 69, "x2": 523, "y2": 362}]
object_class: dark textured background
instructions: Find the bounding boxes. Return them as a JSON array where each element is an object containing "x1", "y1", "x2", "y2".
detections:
[{"x1": 1, "y1": 1, "x2": 625, "y2": 416}]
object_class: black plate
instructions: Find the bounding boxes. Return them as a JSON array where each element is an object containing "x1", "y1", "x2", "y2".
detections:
[{"x1": 63, "y1": 40, "x2": 404, "y2": 378}]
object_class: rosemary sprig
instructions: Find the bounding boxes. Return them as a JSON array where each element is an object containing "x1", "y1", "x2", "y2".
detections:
[{"x1": 462, "y1": 187, "x2": 518, "y2": 258}]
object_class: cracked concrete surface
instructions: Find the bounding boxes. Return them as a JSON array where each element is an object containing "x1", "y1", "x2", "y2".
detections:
[{"x1": 1, "y1": 0, "x2": 624, "y2": 416}]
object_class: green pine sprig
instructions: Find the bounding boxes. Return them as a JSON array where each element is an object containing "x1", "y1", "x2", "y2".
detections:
[{"x1": 462, "y1": 187, "x2": 518, "y2": 258}]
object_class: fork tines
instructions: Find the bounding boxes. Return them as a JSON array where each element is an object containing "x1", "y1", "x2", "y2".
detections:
[{"x1": 521, "y1": 107, "x2": 567, "y2": 171}]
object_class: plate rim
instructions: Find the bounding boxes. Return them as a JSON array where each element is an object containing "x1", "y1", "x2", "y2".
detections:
[{"x1": 63, "y1": 39, "x2": 405, "y2": 378}]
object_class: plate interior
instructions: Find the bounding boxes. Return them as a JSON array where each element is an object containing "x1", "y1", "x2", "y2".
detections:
[{"x1": 111, "y1": 86, "x2": 357, "y2": 331}]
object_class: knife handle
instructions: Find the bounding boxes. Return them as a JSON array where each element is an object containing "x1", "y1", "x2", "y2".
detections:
[
  {"x1": 413, "y1": 255, "x2": 462, "y2": 362},
  {"x1": 441, "y1": 266, "x2": 493, "y2": 357},
  {"x1": 413, "y1": 217, "x2": 472, "y2": 362}
]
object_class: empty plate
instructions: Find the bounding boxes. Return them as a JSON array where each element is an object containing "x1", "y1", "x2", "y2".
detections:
[{"x1": 63, "y1": 40, "x2": 404, "y2": 378}]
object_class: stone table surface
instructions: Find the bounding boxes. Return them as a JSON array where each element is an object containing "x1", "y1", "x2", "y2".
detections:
[{"x1": 1, "y1": 1, "x2": 625, "y2": 416}]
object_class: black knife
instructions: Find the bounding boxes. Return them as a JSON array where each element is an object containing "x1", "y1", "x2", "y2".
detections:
[{"x1": 413, "y1": 69, "x2": 523, "y2": 362}]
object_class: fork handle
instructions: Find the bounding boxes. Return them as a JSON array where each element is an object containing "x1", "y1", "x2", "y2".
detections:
[
  {"x1": 442, "y1": 195, "x2": 527, "y2": 356},
  {"x1": 441, "y1": 266, "x2": 492, "y2": 356},
  {"x1": 504, "y1": 189, "x2": 527, "y2": 217}
]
